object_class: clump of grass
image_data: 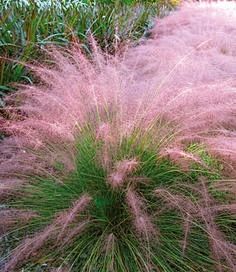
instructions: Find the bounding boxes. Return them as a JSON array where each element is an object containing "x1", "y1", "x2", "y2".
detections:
[
  {"x1": 1, "y1": 2, "x2": 236, "y2": 271},
  {"x1": 1, "y1": 123, "x2": 235, "y2": 272},
  {"x1": 0, "y1": 43, "x2": 235, "y2": 271}
]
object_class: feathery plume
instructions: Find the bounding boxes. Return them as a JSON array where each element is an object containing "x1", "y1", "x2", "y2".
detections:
[
  {"x1": 108, "y1": 159, "x2": 139, "y2": 188},
  {"x1": 160, "y1": 147, "x2": 206, "y2": 171},
  {"x1": 4, "y1": 224, "x2": 56, "y2": 272},
  {"x1": 126, "y1": 189, "x2": 156, "y2": 239},
  {"x1": 57, "y1": 194, "x2": 91, "y2": 240},
  {"x1": 4, "y1": 194, "x2": 91, "y2": 271}
]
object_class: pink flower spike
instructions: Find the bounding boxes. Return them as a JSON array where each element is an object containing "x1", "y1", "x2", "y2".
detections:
[{"x1": 108, "y1": 159, "x2": 139, "y2": 188}]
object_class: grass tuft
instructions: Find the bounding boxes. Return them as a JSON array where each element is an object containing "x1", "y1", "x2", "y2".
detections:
[{"x1": 2, "y1": 125, "x2": 235, "y2": 271}]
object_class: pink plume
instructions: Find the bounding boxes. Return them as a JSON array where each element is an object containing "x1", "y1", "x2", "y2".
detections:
[
  {"x1": 126, "y1": 189, "x2": 156, "y2": 239},
  {"x1": 108, "y1": 159, "x2": 139, "y2": 188}
]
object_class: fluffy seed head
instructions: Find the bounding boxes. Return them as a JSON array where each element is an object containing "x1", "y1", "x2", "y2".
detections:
[
  {"x1": 126, "y1": 189, "x2": 156, "y2": 239},
  {"x1": 108, "y1": 159, "x2": 139, "y2": 188},
  {"x1": 4, "y1": 194, "x2": 91, "y2": 271}
]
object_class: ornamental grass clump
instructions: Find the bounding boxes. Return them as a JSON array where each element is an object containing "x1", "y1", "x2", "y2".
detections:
[{"x1": 0, "y1": 2, "x2": 236, "y2": 272}]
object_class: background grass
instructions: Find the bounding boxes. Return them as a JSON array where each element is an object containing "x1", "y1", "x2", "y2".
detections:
[{"x1": 0, "y1": 0, "x2": 178, "y2": 106}]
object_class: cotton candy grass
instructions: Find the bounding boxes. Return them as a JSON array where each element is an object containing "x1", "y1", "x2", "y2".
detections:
[{"x1": 0, "y1": 1, "x2": 236, "y2": 271}]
